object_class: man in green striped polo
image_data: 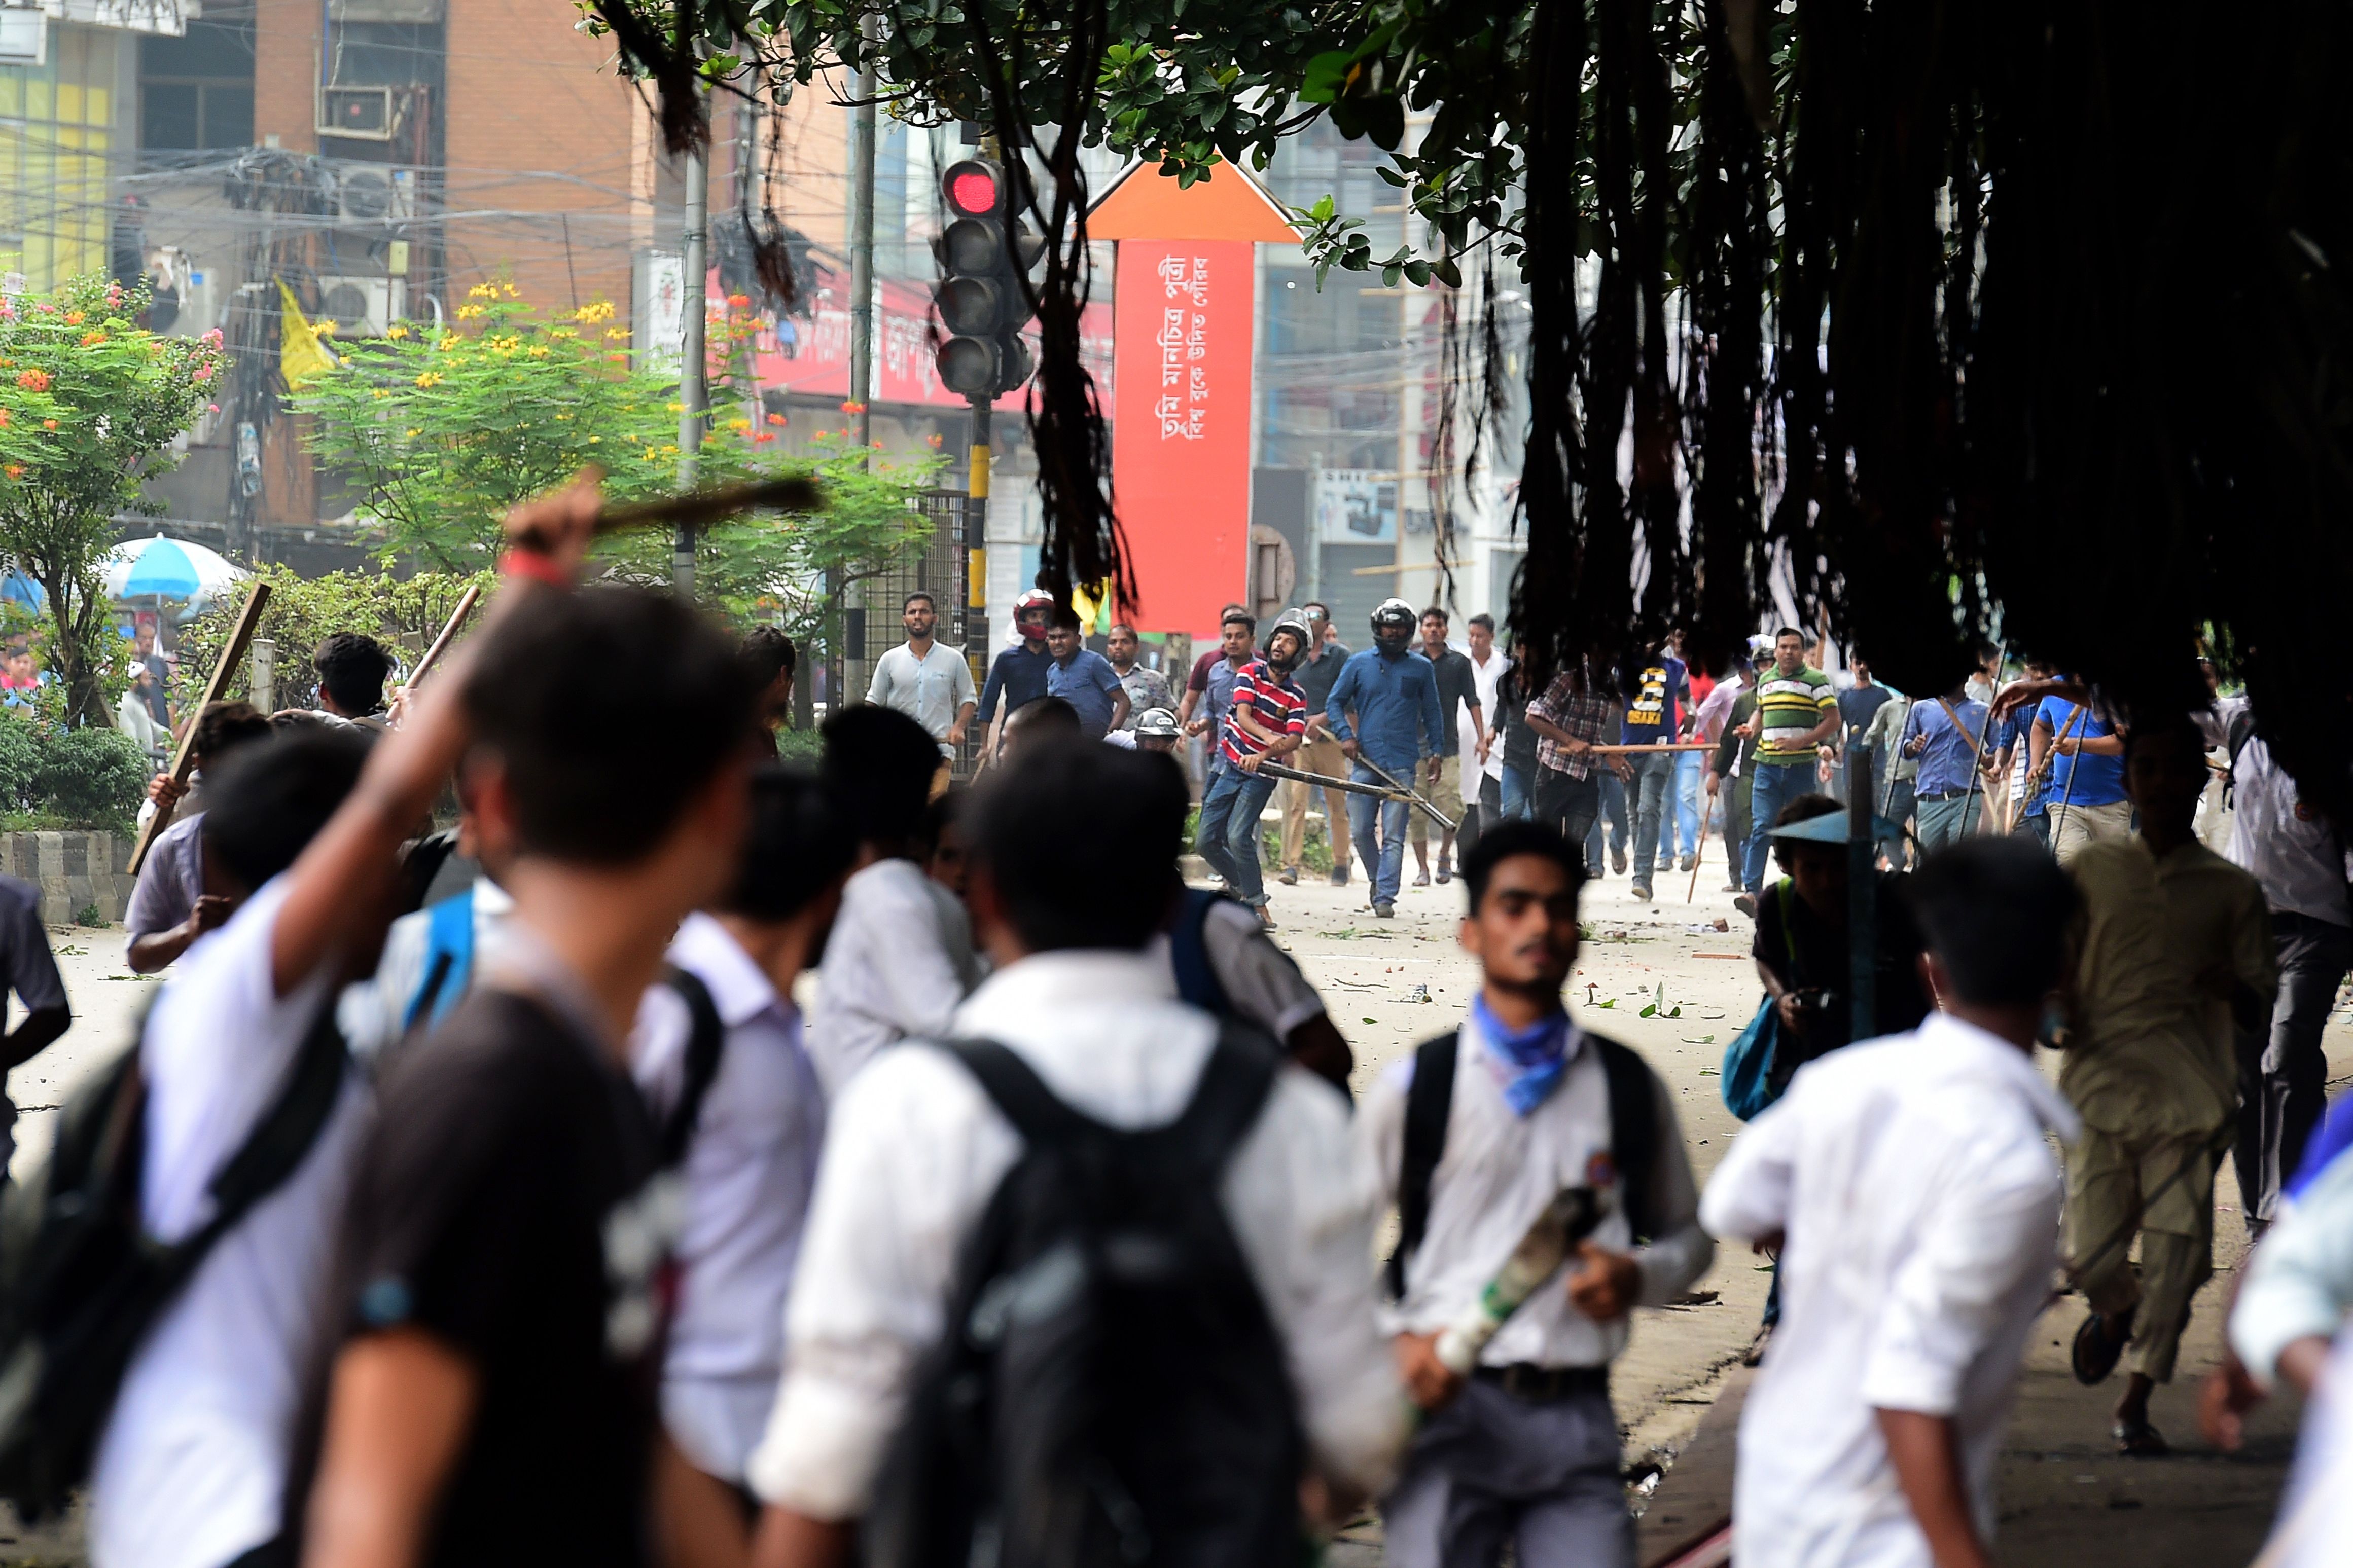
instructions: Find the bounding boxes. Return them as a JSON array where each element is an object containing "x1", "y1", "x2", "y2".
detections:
[{"x1": 1736, "y1": 627, "x2": 1843, "y2": 917}]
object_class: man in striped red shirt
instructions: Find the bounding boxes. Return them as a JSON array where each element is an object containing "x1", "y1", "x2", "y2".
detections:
[{"x1": 1194, "y1": 611, "x2": 1313, "y2": 927}]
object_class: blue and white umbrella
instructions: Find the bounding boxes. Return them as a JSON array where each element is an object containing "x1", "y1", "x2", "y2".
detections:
[
  {"x1": 0, "y1": 570, "x2": 42, "y2": 612},
  {"x1": 102, "y1": 535, "x2": 246, "y2": 607}
]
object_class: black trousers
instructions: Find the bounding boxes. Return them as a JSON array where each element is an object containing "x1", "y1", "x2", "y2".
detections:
[
  {"x1": 2233, "y1": 911, "x2": 2353, "y2": 1228},
  {"x1": 1534, "y1": 771, "x2": 1602, "y2": 852}
]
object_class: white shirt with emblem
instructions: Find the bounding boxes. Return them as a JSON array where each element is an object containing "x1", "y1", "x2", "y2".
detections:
[
  {"x1": 1359, "y1": 1008, "x2": 1712, "y2": 1367},
  {"x1": 1700, "y1": 1015, "x2": 2079, "y2": 1568}
]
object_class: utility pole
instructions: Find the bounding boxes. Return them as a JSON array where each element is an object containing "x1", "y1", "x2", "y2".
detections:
[
  {"x1": 675, "y1": 113, "x2": 708, "y2": 596},
  {"x1": 843, "y1": 41, "x2": 878, "y2": 702}
]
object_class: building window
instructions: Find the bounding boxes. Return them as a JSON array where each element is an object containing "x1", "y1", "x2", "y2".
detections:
[
  {"x1": 140, "y1": 12, "x2": 255, "y2": 151},
  {"x1": 0, "y1": 27, "x2": 122, "y2": 288}
]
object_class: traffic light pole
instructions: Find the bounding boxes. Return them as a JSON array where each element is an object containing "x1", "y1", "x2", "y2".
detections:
[{"x1": 967, "y1": 394, "x2": 990, "y2": 685}]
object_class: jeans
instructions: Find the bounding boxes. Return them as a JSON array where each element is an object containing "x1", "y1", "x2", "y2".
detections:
[
  {"x1": 1878, "y1": 775, "x2": 1915, "y2": 866},
  {"x1": 1501, "y1": 764, "x2": 1535, "y2": 822},
  {"x1": 2234, "y1": 912, "x2": 2353, "y2": 1228},
  {"x1": 1913, "y1": 791, "x2": 1981, "y2": 853},
  {"x1": 1585, "y1": 770, "x2": 1629, "y2": 873},
  {"x1": 1672, "y1": 750, "x2": 1703, "y2": 859},
  {"x1": 1349, "y1": 763, "x2": 1413, "y2": 906},
  {"x1": 1536, "y1": 770, "x2": 1603, "y2": 852},
  {"x1": 1625, "y1": 750, "x2": 1675, "y2": 887},
  {"x1": 1743, "y1": 762, "x2": 1810, "y2": 892},
  {"x1": 1195, "y1": 765, "x2": 1279, "y2": 908}
]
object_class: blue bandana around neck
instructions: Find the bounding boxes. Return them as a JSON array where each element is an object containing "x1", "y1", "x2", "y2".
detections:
[{"x1": 1472, "y1": 992, "x2": 1575, "y2": 1117}]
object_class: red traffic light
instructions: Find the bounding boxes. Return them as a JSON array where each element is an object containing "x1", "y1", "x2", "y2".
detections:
[{"x1": 944, "y1": 159, "x2": 1002, "y2": 218}]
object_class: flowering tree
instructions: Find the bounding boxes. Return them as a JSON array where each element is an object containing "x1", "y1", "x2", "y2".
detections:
[
  {"x1": 0, "y1": 275, "x2": 226, "y2": 725},
  {"x1": 293, "y1": 284, "x2": 943, "y2": 629}
]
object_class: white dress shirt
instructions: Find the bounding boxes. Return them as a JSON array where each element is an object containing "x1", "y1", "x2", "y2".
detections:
[
  {"x1": 631, "y1": 912, "x2": 828, "y2": 1483},
  {"x1": 806, "y1": 858, "x2": 980, "y2": 1096},
  {"x1": 746, "y1": 950, "x2": 1406, "y2": 1519},
  {"x1": 1463, "y1": 646, "x2": 1509, "y2": 782},
  {"x1": 2227, "y1": 735, "x2": 2353, "y2": 927},
  {"x1": 1359, "y1": 1010, "x2": 1713, "y2": 1366},
  {"x1": 1700, "y1": 1016, "x2": 2079, "y2": 1568},
  {"x1": 91, "y1": 878, "x2": 372, "y2": 1568}
]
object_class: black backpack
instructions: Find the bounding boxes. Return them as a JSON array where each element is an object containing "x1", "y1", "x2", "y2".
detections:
[
  {"x1": 864, "y1": 1025, "x2": 1303, "y2": 1568},
  {"x1": 1383, "y1": 1028, "x2": 1661, "y2": 1301},
  {"x1": 0, "y1": 999, "x2": 349, "y2": 1519}
]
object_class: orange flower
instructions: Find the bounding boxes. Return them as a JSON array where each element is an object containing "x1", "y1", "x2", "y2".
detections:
[
  {"x1": 0, "y1": 409, "x2": 11, "y2": 427},
  {"x1": 753, "y1": 431, "x2": 775, "y2": 444},
  {"x1": 3, "y1": 465, "x2": 21, "y2": 480},
  {"x1": 79, "y1": 331, "x2": 104, "y2": 348},
  {"x1": 14, "y1": 370, "x2": 48, "y2": 392},
  {"x1": 766, "y1": 412, "x2": 786, "y2": 426},
  {"x1": 41, "y1": 419, "x2": 56, "y2": 430},
  {"x1": 62, "y1": 311, "x2": 82, "y2": 324},
  {"x1": 839, "y1": 400, "x2": 866, "y2": 414},
  {"x1": 726, "y1": 293, "x2": 752, "y2": 308}
]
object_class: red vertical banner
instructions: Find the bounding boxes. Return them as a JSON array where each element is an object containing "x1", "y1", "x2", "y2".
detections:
[{"x1": 1110, "y1": 238, "x2": 1255, "y2": 637}]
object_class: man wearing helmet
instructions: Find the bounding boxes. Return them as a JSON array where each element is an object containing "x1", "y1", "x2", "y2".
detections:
[
  {"x1": 976, "y1": 589, "x2": 1057, "y2": 764},
  {"x1": 1106, "y1": 706, "x2": 1182, "y2": 753},
  {"x1": 1193, "y1": 611, "x2": 1314, "y2": 926},
  {"x1": 1325, "y1": 599, "x2": 1447, "y2": 918}
]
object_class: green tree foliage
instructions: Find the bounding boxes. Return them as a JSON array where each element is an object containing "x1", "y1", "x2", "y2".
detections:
[
  {"x1": 292, "y1": 283, "x2": 946, "y2": 634},
  {"x1": 0, "y1": 275, "x2": 227, "y2": 726},
  {"x1": 172, "y1": 565, "x2": 494, "y2": 715},
  {"x1": 0, "y1": 718, "x2": 151, "y2": 831}
]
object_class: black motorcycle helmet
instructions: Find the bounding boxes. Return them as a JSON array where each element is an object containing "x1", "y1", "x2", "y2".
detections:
[{"x1": 1370, "y1": 597, "x2": 1417, "y2": 656}]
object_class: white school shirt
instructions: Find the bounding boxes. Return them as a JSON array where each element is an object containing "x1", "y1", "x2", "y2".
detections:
[
  {"x1": 805, "y1": 858, "x2": 979, "y2": 1096},
  {"x1": 90, "y1": 877, "x2": 373, "y2": 1568},
  {"x1": 630, "y1": 912, "x2": 828, "y2": 1484},
  {"x1": 1699, "y1": 1015, "x2": 2078, "y2": 1568},
  {"x1": 745, "y1": 950, "x2": 1406, "y2": 1519},
  {"x1": 1359, "y1": 1010, "x2": 1713, "y2": 1366},
  {"x1": 1462, "y1": 646, "x2": 1509, "y2": 782},
  {"x1": 2227, "y1": 735, "x2": 2353, "y2": 928},
  {"x1": 2231, "y1": 1150, "x2": 2353, "y2": 1389}
]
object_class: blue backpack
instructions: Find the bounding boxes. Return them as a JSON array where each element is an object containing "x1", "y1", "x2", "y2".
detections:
[
  {"x1": 1722, "y1": 880, "x2": 1798, "y2": 1121},
  {"x1": 402, "y1": 888, "x2": 478, "y2": 1033}
]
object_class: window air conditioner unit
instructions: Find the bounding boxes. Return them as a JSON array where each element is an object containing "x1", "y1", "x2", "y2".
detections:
[
  {"x1": 315, "y1": 276, "x2": 405, "y2": 337},
  {"x1": 334, "y1": 166, "x2": 414, "y2": 225},
  {"x1": 318, "y1": 86, "x2": 395, "y2": 141}
]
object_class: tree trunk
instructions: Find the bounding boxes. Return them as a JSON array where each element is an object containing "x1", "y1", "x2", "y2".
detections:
[{"x1": 43, "y1": 570, "x2": 108, "y2": 729}]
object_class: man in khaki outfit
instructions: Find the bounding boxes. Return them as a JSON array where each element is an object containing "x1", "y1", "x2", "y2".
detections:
[{"x1": 2060, "y1": 713, "x2": 2275, "y2": 1455}]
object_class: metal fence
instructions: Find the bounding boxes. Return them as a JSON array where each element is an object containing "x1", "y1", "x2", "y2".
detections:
[{"x1": 830, "y1": 488, "x2": 982, "y2": 778}]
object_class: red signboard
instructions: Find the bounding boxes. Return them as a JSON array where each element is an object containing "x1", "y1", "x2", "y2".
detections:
[{"x1": 1107, "y1": 239, "x2": 1256, "y2": 636}]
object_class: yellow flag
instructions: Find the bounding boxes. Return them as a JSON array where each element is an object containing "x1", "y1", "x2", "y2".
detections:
[
  {"x1": 278, "y1": 279, "x2": 338, "y2": 387},
  {"x1": 1072, "y1": 579, "x2": 1112, "y2": 636}
]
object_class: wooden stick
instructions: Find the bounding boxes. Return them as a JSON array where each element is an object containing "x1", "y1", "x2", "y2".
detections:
[
  {"x1": 130, "y1": 580, "x2": 271, "y2": 877},
  {"x1": 589, "y1": 475, "x2": 824, "y2": 536},
  {"x1": 404, "y1": 582, "x2": 481, "y2": 695},
  {"x1": 1686, "y1": 790, "x2": 1714, "y2": 903},
  {"x1": 1586, "y1": 741, "x2": 1719, "y2": 755}
]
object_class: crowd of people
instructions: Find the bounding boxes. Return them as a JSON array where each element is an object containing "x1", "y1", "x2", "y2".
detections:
[{"x1": 0, "y1": 485, "x2": 2338, "y2": 1568}]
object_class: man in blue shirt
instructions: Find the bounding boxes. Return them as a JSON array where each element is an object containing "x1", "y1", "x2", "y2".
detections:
[
  {"x1": 1325, "y1": 599, "x2": 1446, "y2": 918},
  {"x1": 1041, "y1": 608, "x2": 1129, "y2": 739},
  {"x1": 2035, "y1": 690, "x2": 2130, "y2": 865},
  {"x1": 1898, "y1": 685, "x2": 1992, "y2": 852},
  {"x1": 976, "y1": 589, "x2": 1056, "y2": 760},
  {"x1": 1986, "y1": 658, "x2": 2058, "y2": 848}
]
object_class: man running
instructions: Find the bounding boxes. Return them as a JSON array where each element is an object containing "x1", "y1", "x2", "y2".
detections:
[
  {"x1": 1325, "y1": 599, "x2": 1446, "y2": 919},
  {"x1": 1280, "y1": 603, "x2": 1356, "y2": 888},
  {"x1": 1193, "y1": 610, "x2": 1311, "y2": 927},
  {"x1": 1738, "y1": 628, "x2": 1842, "y2": 916}
]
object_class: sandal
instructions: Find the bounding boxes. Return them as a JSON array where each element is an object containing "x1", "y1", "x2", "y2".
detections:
[
  {"x1": 2072, "y1": 1308, "x2": 2132, "y2": 1387},
  {"x1": 2112, "y1": 1418, "x2": 2169, "y2": 1457}
]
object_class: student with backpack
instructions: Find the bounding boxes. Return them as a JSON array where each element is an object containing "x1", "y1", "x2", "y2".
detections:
[
  {"x1": 1364, "y1": 819, "x2": 1712, "y2": 1568},
  {"x1": 632, "y1": 764, "x2": 855, "y2": 1561},
  {"x1": 746, "y1": 736, "x2": 1405, "y2": 1568},
  {"x1": 77, "y1": 725, "x2": 380, "y2": 1568},
  {"x1": 295, "y1": 481, "x2": 764, "y2": 1568}
]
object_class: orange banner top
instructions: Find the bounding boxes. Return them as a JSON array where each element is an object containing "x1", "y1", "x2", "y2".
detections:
[{"x1": 1088, "y1": 159, "x2": 1299, "y2": 243}]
